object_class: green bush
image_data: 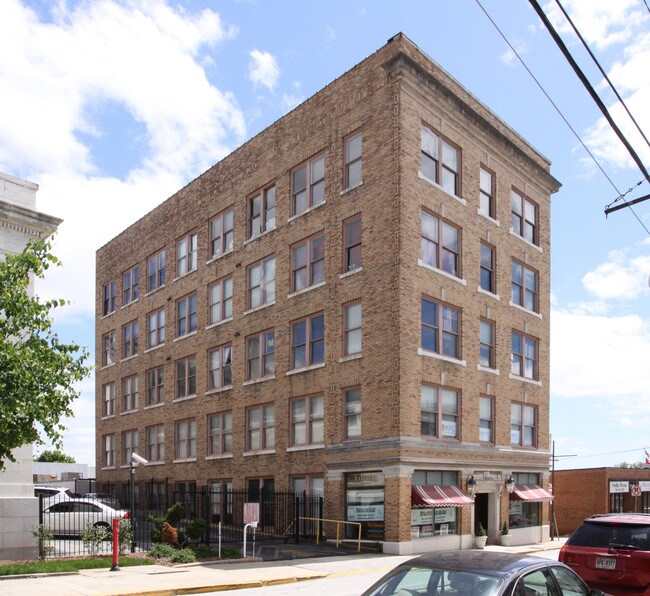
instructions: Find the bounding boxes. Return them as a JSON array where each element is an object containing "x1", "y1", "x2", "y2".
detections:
[
  {"x1": 185, "y1": 518, "x2": 207, "y2": 542},
  {"x1": 170, "y1": 548, "x2": 197, "y2": 564},
  {"x1": 148, "y1": 501, "x2": 186, "y2": 542},
  {"x1": 31, "y1": 524, "x2": 53, "y2": 559},
  {"x1": 119, "y1": 519, "x2": 133, "y2": 555},
  {"x1": 148, "y1": 543, "x2": 177, "y2": 559},
  {"x1": 81, "y1": 523, "x2": 109, "y2": 556}
]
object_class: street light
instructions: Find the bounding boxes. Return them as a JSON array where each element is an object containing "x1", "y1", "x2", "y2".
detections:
[
  {"x1": 505, "y1": 475, "x2": 515, "y2": 494},
  {"x1": 467, "y1": 475, "x2": 477, "y2": 497},
  {"x1": 130, "y1": 452, "x2": 148, "y2": 552}
]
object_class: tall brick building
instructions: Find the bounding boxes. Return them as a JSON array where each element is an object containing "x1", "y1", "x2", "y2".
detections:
[{"x1": 95, "y1": 33, "x2": 560, "y2": 554}]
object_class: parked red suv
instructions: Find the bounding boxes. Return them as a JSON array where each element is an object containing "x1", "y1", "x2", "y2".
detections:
[{"x1": 559, "y1": 513, "x2": 650, "y2": 595}]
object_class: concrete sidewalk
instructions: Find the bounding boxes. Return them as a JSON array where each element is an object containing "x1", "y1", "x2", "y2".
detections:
[{"x1": 0, "y1": 538, "x2": 566, "y2": 596}]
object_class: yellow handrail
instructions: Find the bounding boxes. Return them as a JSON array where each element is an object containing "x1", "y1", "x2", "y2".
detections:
[{"x1": 298, "y1": 517, "x2": 362, "y2": 552}]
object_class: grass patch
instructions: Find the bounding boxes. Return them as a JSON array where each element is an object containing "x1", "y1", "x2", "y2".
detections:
[{"x1": 0, "y1": 556, "x2": 155, "y2": 576}]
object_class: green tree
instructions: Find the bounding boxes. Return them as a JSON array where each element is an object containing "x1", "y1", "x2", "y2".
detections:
[
  {"x1": 0, "y1": 239, "x2": 91, "y2": 470},
  {"x1": 35, "y1": 449, "x2": 76, "y2": 463}
]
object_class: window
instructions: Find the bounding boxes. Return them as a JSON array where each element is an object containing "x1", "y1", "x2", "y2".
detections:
[
  {"x1": 479, "y1": 396, "x2": 493, "y2": 443},
  {"x1": 343, "y1": 215, "x2": 362, "y2": 272},
  {"x1": 511, "y1": 331, "x2": 538, "y2": 380},
  {"x1": 247, "y1": 330, "x2": 275, "y2": 380},
  {"x1": 293, "y1": 155, "x2": 325, "y2": 215},
  {"x1": 122, "y1": 320, "x2": 138, "y2": 358},
  {"x1": 344, "y1": 302, "x2": 362, "y2": 356},
  {"x1": 209, "y1": 276, "x2": 233, "y2": 325},
  {"x1": 176, "y1": 355, "x2": 197, "y2": 398},
  {"x1": 248, "y1": 185, "x2": 276, "y2": 238},
  {"x1": 146, "y1": 366, "x2": 164, "y2": 406},
  {"x1": 290, "y1": 395, "x2": 324, "y2": 446},
  {"x1": 103, "y1": 383, "x2": 115, "y2": 417},
  {"x1": 512, "y1": 260, "x2": 539, "y2": 312},
  {"x1": 147, "y1": 250, "x2": 166, "y2": 292},
  {"x1": 208, "y1": 412, "x2": 232, "y2": 456},
  {"x1": 208, "y1": 344, "x2": 232, "y2": 390},
  {"x1": 122, "y1": 375, "x2": 138, "y2": 412},
  {"x1": 479, "y1": 166, "x2": 495, "y2": 218},
  {"x1": 511, "y1": 189, "x2": 538, "y2": 245},
  {"x1": 479, "y1": 319, "x2": 495, "y2": 369},
  {"x1": 420, "y1": 210, "x2": 460, "y2": 277},
  {"x1": 511, "y1": 403, "x2": 536, "y2": 446},
  {"x1": 344, "y1": 387, "x2": 361, "y2": 439},
  {"x1": 175, "y1": 418, "x2": 196, "y2": 459},
  {"x1": 102, "y1": 330, "x2": 116, "y2": 366},
  {"x1": 147, "y1": 308, "x2": 165, "y2": 348},
  {"x1": 292, "y1": 476, "x2": 324, "y2": 495},
  {"x1": 122, "y1": 430, "x2": 138, "y2": 465},
  {"x1": 421, "y1": 297, "x2": 460, "y2": 359},
  {"x1": 176, "y1": 293, "x2": 198, "y2": 337},
  {"x1": 123, "y1": 267, "x2": 139, "y2": 304},
  {"x1": 209, "y1": 208, "x2": 234, "y2": 259},
  {"x1": 421, "y1": 385, "x2": 459, "y2": 439},
  {"x1": 147, "y1": 424, "x2": 165, "y2": 462},
  {"x1": 344, "y1": 132, "x2": 362, "y2": 189},
  {"x1": 246, "y1": 405, "x2": 275, "y2": 451},
  {"x1": 291, "y1": 313, "x2": 324, "y2": 369},
  {"x1": 480, "y1": 242, "x2": 496, "y2": 293},
  {"x1": 103, "y1": 434, "x2": 115, "y2": 467},
  {"x1": 176, "y1": 232, "x2": 198, "y2": 276},
  {"x1": 103, "y1": 281, "x2": 116, "y2": 315},
  {"x1": 247, "y1": 255, "x2": 275, "y2": 309},
  {"x1": 291, "y1": 233, "x2": 325, "y2": 292},
  {"x1": 421, "y1": 126, "x2": 460, "y2": 196}
]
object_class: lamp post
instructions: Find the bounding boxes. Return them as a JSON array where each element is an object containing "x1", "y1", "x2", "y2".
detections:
[{"x1": 130, "y1": 452, "x2": 149, "y2": 553}]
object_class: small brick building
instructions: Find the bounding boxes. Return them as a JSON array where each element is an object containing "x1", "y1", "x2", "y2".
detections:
[
  {"x1": 553, "y1": 467, "x2": 650, "y2": 536},
  {"x1": 95, "y1": 33, "x2": 560, "y2": 554}
]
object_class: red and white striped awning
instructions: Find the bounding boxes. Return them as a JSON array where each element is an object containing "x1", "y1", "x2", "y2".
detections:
[
  {"x1": 411, "y1": 485, "x2": 474, "y2": 508},
  {"x1": 510, "y1": 484, "x2": 554, "y2": 502}
]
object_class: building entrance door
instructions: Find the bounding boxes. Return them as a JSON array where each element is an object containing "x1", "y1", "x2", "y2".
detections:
[{"x1": 474, "y1": 492, "x2": 489, "y2": 538}]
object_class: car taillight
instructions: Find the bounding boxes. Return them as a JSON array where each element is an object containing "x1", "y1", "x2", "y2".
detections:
[{"x1": 559, "y1": 544, "x2": 569, "y2": 562}]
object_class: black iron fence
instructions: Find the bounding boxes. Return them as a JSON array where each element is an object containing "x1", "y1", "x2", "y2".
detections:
[{"x1": 37, "y1": 488, "x2": 323, "y2": 558}]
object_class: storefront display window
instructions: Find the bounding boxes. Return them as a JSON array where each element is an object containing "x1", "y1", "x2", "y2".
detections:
[
  {"x1": 345, "y1": 472, "x2": 384, "y2": 540},
  {"x1": 411, "y1": 470, "x2": 463, "y2": 537}
]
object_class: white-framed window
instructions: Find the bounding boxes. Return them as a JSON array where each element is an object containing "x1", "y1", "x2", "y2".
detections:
[
  {"x1": 512, "y1": 260, "x2": 539, "y2": 312},
  {"x1": 248, "y1": 185, "x2": 276, "y2": 239},
  {"x1": 291, "y1": 313, "x2": 324, "y2": 369},
  {"x1": 177, "y1": 232, "x2": 198, "y2": 276},
  {"x1": 208, "y1": 344, "x2": 232, "y2": 390},
  {"x1": 480, "y1": 242, "x2": 496, "y2": 293},
  {"x1": 147, "y1": 424, "x2": 165, "y2": 462},
  {"x1": 146, "y1": 366, "x2": 164, "y2": 406},
  {"x1": 290, "y1": 395, "x2": 324, "y2": 446},
  {"x1": 479, "y1": 395, "x2": 494, "y2": 443},
  {"x1": 480, "y1": 319, "x2": 495, "y2": 369},
  {"x1": 209, "y1": 208, "x2": 234, "y2": 259},
  {"x1": 420, "y1": 210, "x2": 460, "y2": 277},
  {"x1": 175, "y1": 418, "x2": 196, "y2": 459},
  {"x1": 246, "y1": 405, "x2": 275, "y2": 451},
  {"x1": 421, "y1": 297, "x2": 461, "y2": 359},
  {"x1": 511, "y1": 331, "x2": 538, "y2": 380},
  {"x1": 147, "y1": 308, "x2": 165, "y2": 348},
  {"x1": 122, "y1": 375, "x2": 138, "y2": 412},
  {"x1": 122, "y1": 320, "x2": 138, "y2": 358},
  {"x1": 247, "y1": 330, "x2": 275, "y2": 380},
  {"x1": 343, "y1": 215, "x2": 362, "y2": 272},
  {"x1": 103, "y1": 434, "x2": 115, "y2": 467},
  {"x1": 344, "y1": 302, "x2": 362, "y2": 356},
  {"x1": 421, "y1": 384, "x2": 460, "y2": 439},
  {"x1": 208, "y1": 412, "x2": 232, "y2": 455},
  {"x1": 176, "y1": 355, "x2": 197, "y2": 398},
  {"x1": 103, "y1": 382, "x2": 115, "y2": 417},
  {"x1": 291, "y1": 475, "x2": 324, "y2": 495},
  {"x1": 344, "y1": 132, "x2": 363, "y2": 189},
  {"x1": 511, "y1": 189, "x2": 538, "y2": 245},
  {"x1": 176, "y1": 293, "x2": 198, "y2": 337},
  {"x1": 123, "y1": 266, "x2": 139, "y2": 304},
  {"x1": 147, "y1": 250, "x2": 166, "y2": 292},
  {"x1": 209, "y1": 276, "x2": 233, "y2": 325},
  {"x1": 247, "y1": 255, "x2": 275, "y2": 309},
  {"x1": 421, "y1": 125, "x2": 461, "y2": 196},
  {"x1": 291, "y1": 233, "x2": 325, "y2": 292},
  {"x1": 102, "y1": 330, "x2": 116, "y2": 366},
  {"x1": 511, "y1": 403, "x2": 536, "y2": 447},
  {"x1": 122, "y1": 430, "x2": 138, "y2": 465},
  {"x1": 344, "y1": 387, "x2": 361, "y2": 439},
  {"x1": 103, "y1": 281, "x2": 116, "y2": 315},
  {"x1": 479, "y1": 166, "x2": 495, "y2": 218},
  {"x1": 292, "y1": 155, "x2": 325, "y2": 215}
]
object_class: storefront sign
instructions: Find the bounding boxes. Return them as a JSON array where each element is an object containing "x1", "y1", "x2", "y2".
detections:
[
  {"x1": 347, "y1": 472, "x2": 384, "y2": 487},
  {"x1": 348, "y1": 505, "x2": 384, "y2": 521},
  {"x1": 639, "y1": 481, "x2": 650, "y2": 492},
  {"x1": 435, "y1": 508, "x2": 456, "y2": 523},
  {"x1": 411, "y1": 508, "x2": 433, "y2": 525},
  {"x1": 609, "y1": 481, "x2": 629, "y2": 494}
]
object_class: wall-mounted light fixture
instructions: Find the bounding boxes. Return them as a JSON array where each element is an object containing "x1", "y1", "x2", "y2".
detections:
[
  {"x1": 505, "y1": 475, "x2": 515, "y2": 494},
  {"x1": 467, "y1": 475, "x2": 477, "y2": 497}
]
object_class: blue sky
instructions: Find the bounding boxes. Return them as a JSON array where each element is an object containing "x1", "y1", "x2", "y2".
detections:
[{"x1": 1, "y1": 0, "x2": 649, "y2": 470}]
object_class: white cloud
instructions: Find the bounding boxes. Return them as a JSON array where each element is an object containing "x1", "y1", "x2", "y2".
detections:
[
  {"x1": 248, "y1": 49, "x2": 280, "y2": 91},
  {"x1": 581, "y1": 250, "x2": 650, "y2": 300}
]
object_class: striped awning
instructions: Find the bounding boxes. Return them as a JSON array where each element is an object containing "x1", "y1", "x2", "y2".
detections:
[
  {"x1": 411, "y1": 485, "x2": 474, "y2": 508},
  {"x1": 510, "y1": 484, "x2": 554, "y2": 502}
]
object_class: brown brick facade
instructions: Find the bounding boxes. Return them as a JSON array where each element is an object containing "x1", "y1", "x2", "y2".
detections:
[{"x1": 95, "y1": 33, "x2": 560, "y2": 553}]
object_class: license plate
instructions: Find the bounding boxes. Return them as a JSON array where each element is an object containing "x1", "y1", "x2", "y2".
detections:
[{"x1": 595, "y1": 557, "x2": 616, "y2": 570}]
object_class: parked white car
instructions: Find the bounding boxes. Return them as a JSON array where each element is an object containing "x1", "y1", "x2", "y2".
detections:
[
  {"x1": 41, "y1": 499, "x2": 128, "y2": 537},
  {"x1": 34, "y1": 485, "x2": 76, "y2": 503}
]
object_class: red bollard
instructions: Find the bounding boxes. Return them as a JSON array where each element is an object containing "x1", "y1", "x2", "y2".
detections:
[{"x1": 110, "y1": 517, "x2": 120, "y2": 571}]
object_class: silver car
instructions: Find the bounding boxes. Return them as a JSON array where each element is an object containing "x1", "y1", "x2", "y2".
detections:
[{"x1": 42, "y1": 499, "x2": 128, "y2": 537}]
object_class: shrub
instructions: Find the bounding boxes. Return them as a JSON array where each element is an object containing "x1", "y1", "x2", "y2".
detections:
[
  {"x1": 161, "y1": 521, "x2": 178, "y2": 546},
  {"x1": 31, "y1": 524, "x2": 53, "y2": 559},
  {"x1": 185, "y1": 518, "x2": 207, "y2": 542},
  {"x1": 477, "y1": 522, "x2": 486, "y2": 537},
  {"x1": 118, "y1": 519, "x2": 133, "y2": 555},
  {"x1": 501, "y1": 521, "x2": 509, "y2": 535},
  {"x1": 81, "y1": 523, "x2": 109, "y2": 556},
  {"x1": 149, "y1": 543, "x2": 177, "y2": 559},
  {"x1": 148, "y1": 502, "x2": 185, "y2": 542},
  {"x1": 169, "y1": 548, "x2": 197, "y2": 564}
]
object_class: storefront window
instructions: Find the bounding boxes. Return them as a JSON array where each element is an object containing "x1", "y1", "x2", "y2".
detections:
[
  {"x1": 346, "y1": 472, "x2": 384, "y2": 540},
  {"x1": 411, "y1": 470, "x2": 461, "y2": 537},
  {"x1": 509, "y1": 472, "x2": 540, "y2": 528}
]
